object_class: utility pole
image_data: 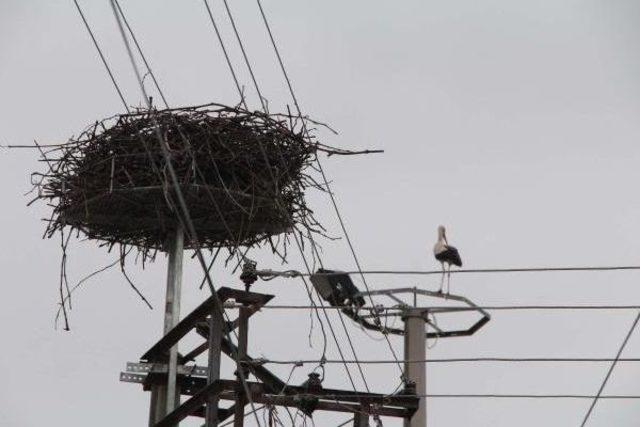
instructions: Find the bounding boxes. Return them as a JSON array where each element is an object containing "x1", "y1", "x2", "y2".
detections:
[
  {"x1": 403, "y1": 307, "x2": 427, "y2": 427},
  {"x1": 149, "y1": 226, "x2": 184, "y2": 426},
  {"x1": 122, "y1": 277, "x2": 488, "y2": 427}
]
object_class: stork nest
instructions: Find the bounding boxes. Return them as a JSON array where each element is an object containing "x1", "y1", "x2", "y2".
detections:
[{"x1": 31, "y1": 103, "x2": 333, "y2": 257}]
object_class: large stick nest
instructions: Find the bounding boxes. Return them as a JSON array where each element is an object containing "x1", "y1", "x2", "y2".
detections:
[{"x1": 32, "y1": 103, "x2": 332, "y2": 256}]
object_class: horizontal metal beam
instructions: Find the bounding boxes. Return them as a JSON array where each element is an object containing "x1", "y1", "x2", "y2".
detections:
[
  {"x1": 258, "y1": 395, "x2": 409, "y2": 418},
  {"x1": 221, "y1": 381, "x2": 416, "y2": 418},
  {"x1": 123, "y1": 373, "x2": 416, "y2": 419}
]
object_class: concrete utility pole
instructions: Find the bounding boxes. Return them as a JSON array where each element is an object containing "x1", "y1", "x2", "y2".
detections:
[
  {"x1": 149, "y1": 226, "x2": 184, "y2": 426},
  {"x1": 403, "y1": 308, "x2": 427, "y2": 427}
]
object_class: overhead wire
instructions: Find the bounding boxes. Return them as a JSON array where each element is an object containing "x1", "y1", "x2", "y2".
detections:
[
  {"x1": 109, "y1": 0, "x2": 256, "y2": 277},
  {"x1": 220, "y1": 0, "x2": 268, "y2": 112},
  {"x1": 73, "y1": 2, "x2": 640, "y2": 424},
  {"x1": 262, "y1": 391, "x2": 640, "y2": 400},
  {"x1": 112, "y1": 0, "x2": 169, "y2": 108},
  {"x1": 70, "y1": 0, "x2": 166, "y2": 315},
  {"x1": 246, "y1": 357, "x2": 640, "y2": 365},
  {"x1": 230, "y1": 304, "x2": 640, "y2": 312},
  {"x1": 107, "y1": 2, "x2": 263, "y2": 425},
  {"x1": 380, "y1": 394, "x2": 640, "y2": 400},
  {"x1": 227, "y1": 3, "x2": 384, "y2": 395},
  {"x1": 580, "y1": 310, "x2": 640, "y2": 426},
  {"x1": 198, "y1": 6, "x2": 354, "y2": 426},
  {"x1": 252, "y1": 0, "x2": 409, "y2": 382},
  {"x1": 72, "y1": 0, "x2": 128, "y2": 111},
  {"x1": 309, "y1": 238, "x2": 372, "y2": 393},
  {"x1": 252, "y1": 7, "x2": 640, "y2": 421},
  {"x1": 201, "y1": 0, "x2": 332, "y2": 365},
  {"x1": 206, "y1": 0, "x2": 369, "y2": 396},
  {"x1": 296, "y1": 265, "x2": 640, "y2": 277},
  {"x1": 251, "y1": 0, "x2": 405, "y2": 395},
  {"x1": 117, "y1": 1, "x2": 259, "y2": 279},
  {"x1": 334, "y1": 298, "x2": 372, "y2": 393},
  {"x1": 202, "y1": 0, "x2": 246, "y2": 106},
  {"x1": 198, "y1": 3, "x2": 378, "y2": 425}
]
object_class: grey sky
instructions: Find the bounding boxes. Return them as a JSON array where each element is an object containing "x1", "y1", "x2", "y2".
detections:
[{"x1": 2, "y1": 1, "x2": 640, "y2": 426}]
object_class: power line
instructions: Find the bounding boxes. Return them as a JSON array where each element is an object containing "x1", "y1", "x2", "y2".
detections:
[
  {"x1": 202, "y1": 0, "x2": 246, "y2": 108},
  {"x1": 203, "y1": 0, "x2": 372, "y2": 397},
  {"x1": 112, "y1": 0, "x2": 169, "y2": 108},
  {"x1": 412, "y1": 394, "x2": 640, "y2": 400},
  {"x1": 334, "y1": 299, "x2": 371, "y2": 392},
  {"x1": 308, "y1": 230, "x2": 372, "y2": 393},
  {"x1": 223, "y1": 303, "x2": 640, "y2": 312},
  {"x1": 296, "y1": 265, "x2": 640, "y2": 277},
  {"x1": 199, "y1": 1, "x2": 368, "y2": 404},
  {"x1": 107, "y1": 3, "x2": 263, "y2": 425},
  {"x1": 72, "y1": 0, "x2": 128, "y2": 111},
  {"x1": 580, "y1": 310, "x2": 640, "y2": 426},
  {"x1": 253, "y1": 0, "x2": 406, "y2": 382},
  {"x1": 67, "y1": 3, "x2": 640, "y2": 425},
  {"x1": 247, "y1": 357, "x2": 640, "y2": 365},
  {"x1": 220, "y1": 0, "x2": 267, "y2": 112},
  {"x1": 269, "y1": 392, "x2": 640, "y2": 400}
]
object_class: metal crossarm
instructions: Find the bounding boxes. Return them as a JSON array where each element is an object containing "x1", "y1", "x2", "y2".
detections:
[
  {"x1": 141, "y1": 287, "x2": 273, "y2": 362},
  {"x1": 344, "y1": 287, "x2": 491, "y2": 338}
]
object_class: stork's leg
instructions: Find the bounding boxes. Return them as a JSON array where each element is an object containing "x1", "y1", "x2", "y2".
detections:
[
  {"x1": 438, "y1": 262, "x2": 445, "y2": 293},
  {"x1": 446, "y1": 264, "x2": 452, "y2": 296}
]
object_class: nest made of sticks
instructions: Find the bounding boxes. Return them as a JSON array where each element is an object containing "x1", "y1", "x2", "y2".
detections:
[{"x1": 31, "y1": 103, "x2": 333, "y2": 257}]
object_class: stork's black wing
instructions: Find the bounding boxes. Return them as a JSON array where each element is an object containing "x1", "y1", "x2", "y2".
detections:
[{"x1": 435, "y1": 246, "x2": 462, "y2": 267}]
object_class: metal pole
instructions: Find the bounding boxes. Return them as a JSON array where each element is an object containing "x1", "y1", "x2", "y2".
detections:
[
  {"x1": 233, "y1": 305, "x2": 250, "y2": 427},
  {"x1": 149, "y1": 226, "x2": 184, "y2": 426},
  {"x1": 403, "y1": 309, "x2": 427, "y2": 427},
  {"x1": 353, "y1": 403, "x2": 370, "y2": 427},
  {"x1": 165, "y1": 226, "x2": 184, "y2": 414},
  {"x1": 205, "y1": 305, "x2": 224, "y2": 426}
]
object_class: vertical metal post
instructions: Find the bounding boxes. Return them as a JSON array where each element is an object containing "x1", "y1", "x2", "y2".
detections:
[
  {"x1": 403, "y1": 309, "x2": 427, "y2": 427},
  {"x1": 149, "y1": 226, "x2": 184, "y2": 426},
  {"x1": 353, "y1": 403, "x2": 370, "y2": 427},
  {"x1": 148, "y1": 387, "x2": 160, "y2": 427},
  {"x1": 165, "y1": 226, "x2": 184, "y2": 415},
  {"x1": 233, "y1": 305, "x2": 250, "y2": 427},
  {"x1": 205, "y1": 306, "x2": 224, "y2": 426}
]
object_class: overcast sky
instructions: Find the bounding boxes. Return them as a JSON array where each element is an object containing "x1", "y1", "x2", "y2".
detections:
[{"x1": 3, "y1": 1, "x2": 640, "y2": 426}]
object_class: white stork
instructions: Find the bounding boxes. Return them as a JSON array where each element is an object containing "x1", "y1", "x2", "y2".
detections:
[{"x1": 433, "y1": 225, "x2": 462, "y2": 294}]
